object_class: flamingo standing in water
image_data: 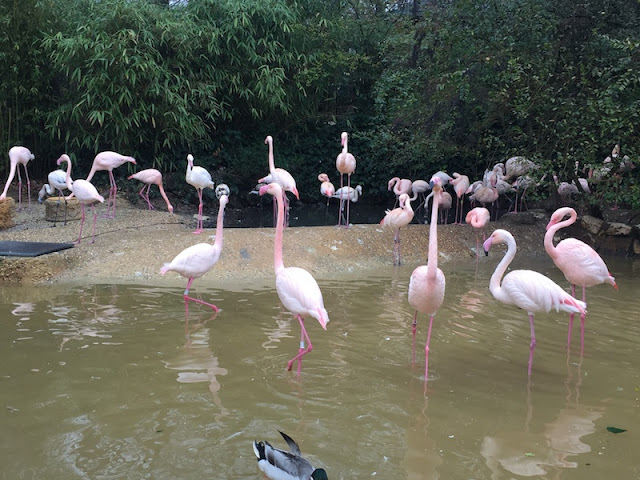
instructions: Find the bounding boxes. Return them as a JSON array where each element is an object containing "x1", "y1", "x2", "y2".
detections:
[
  {"x1": 335, "y1": 132, "x2": 356, "y2": 226},
  {"x1": 483, "y1": 229, "x2": 587, "y2": 376},
  {"x1": 259, "y1": 135, "x2": 299, "y2": 227},
  {"x1": 128, "y1": 168, "x2": 174, "y2": 213},
  {"x1": 259, "y1": 182, "x2": 329, "y2": 375},
  {"x1": 186, "y1": 153, "x2": 214, "y2": 234},
  {"x1": 544, "y1": 207, "x2": 617, "y2": 350},
  {"x1": 85, "y1": 151, "x2": 136, "y2": 218},
  {"x1": 380, "y1": 193, "x2": 414, "y2": 266},
  {"x1": 466, "y1": 207, "x2": 490, "y2": 258},
  {"x1": 58, "y1": 154, "x2": 104, "y2": 244},
  {"x1": 450, "y1": 172, "x2": 470, "y2": 224},
  {"x1": 408, "y1": 175, "x2": 446, "y2": 385},
  {"x1": 38, "y1": 166, "x2": 72, "y2": 226},
  {"x1": 0, "y1": 146, "x2": 34, "y2": 208},
  {"x1": 160, "y1": 194, "x2": 228, "y2": 315}
]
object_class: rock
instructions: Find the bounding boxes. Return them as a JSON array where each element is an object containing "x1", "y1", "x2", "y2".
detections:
[
  {"x1": 605, "y1": 222, "x2": 632, "y2": 236},
  {"x1": 580, "y1": 215, "x2": 604, "y2": 235},
  {"x1": 497, "y1": 211, "x2": 538, "y2": 225},
  {"x1": 0, "y1": 197, "x2": 15, "y2": 229},
  {"x1": 634, "y1": 239, "x2": 640, "y2": 255},
  {"x1": 601, "y1": 208, "x2": 640, "y2": 224},
  {"x1": 44, "y1": 197, "x2": 81, "y2": 222}
]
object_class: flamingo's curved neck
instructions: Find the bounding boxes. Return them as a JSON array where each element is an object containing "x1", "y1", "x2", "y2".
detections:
[
  {"x1": 273, "y1": 190, "x2": 285, "y2": 274},
  {"x1": 489, "y1": 237, "x2": 516, "y2": 299},
  {"x1": 185, "y1": 158, "x2": 193, "y2": 182},
  {"x1": 62, "y1": 158, "x2": 73, "y2": 191},
  {"x1": 267, "y1": 139, "x2": 276, "y2": 174},
  {"x1": 214, "y1": 200, "x2": 226, "y2": 250},
  {"x1": 1, "y1": 160, "x2": 18, "y2": 197},
  {"x1": 427, "y1": 189, "x2": 440, "y2": 277},
  {"x1": 544, "y1": 209, "x2": 576, "y2": 259},
  {"x1": 157, "y1": 183, "x2": 172, "y2": 212}
]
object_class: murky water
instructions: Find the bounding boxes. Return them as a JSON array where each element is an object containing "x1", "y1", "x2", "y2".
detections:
[{"x1": 1, "y1": 255, "x2": 638, "y2": 479}]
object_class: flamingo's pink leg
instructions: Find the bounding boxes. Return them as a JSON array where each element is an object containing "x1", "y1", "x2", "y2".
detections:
[
  {"x1": 89, "y1": 204, "x2": 99, "y2": 243},
  {"x1": 286, "y1": 315, "x2": 312, "y2": 374},
  {"x1": 194, "y1": 189, "x2": 204, "y2": 234},
  {"x1": 528, "y1": 313, "x2": 537, "y2": 376},
  {"x1": 75, "y1": 205, "x2": 86, "y2": 244},
  {"x1": 424, "y1": 315, "x2": 434, "y2": 384},
  {"x1": 411, "y1": 311, "x2": 418, "y2": 364}
]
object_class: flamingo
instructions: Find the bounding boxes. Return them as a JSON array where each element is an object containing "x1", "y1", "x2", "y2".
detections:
[
  {"x1": 253, "y1": 431, "x2": 328, "y2": 480},
  {"x1": 85, "y1": 151, "x2": 136, "y2": 218},
  {"x1": 0, "y1": 146, "x2": 34, "y2": 208},
  {"x1": 185, "y1": 153, "x2": 214, "y2": 234},
  {"x1": 160, "y1": 193, "x2": 228, "y2": 315},
  {"x1": 317, "y1": 173, "x2": 335, "y2": 205},
  {"x1": 39, "y1": 168, "x2": 71, "y2": 226},
  {"x1": 450, "y1": 172, "x2": 470, "y2": 224},
  {"x1": 408, "y1": 175, "x2": 446, "y2": 385},
  {"x1": 332, "y1": 184, "x2": 362, "y2": 225},
  {"x1": 388, "y1": 177, "x2": 413, "y2": 208},
  {"x1": 466, "y1": 207, "x2": 490, "y2": 258},
  {"x1": 58, "y1": 154, "x2": 105, "y2": 244},
  {"x1": 410, "y1": 179, "x2": 429, "y2": 220},
  {"x1": 469, "y1": 177, "x2": 499, "y2": 219},
  {"x1": 427, "y1": 189, "x2": 452, "y2": 224},
  {"x1": 259, "y1": 182, "x2": 329, "y2": 375},
  {"x1": 483, "y1": 229, "x2": 587, "y2": 376},
  {"x1": 503, "y1": 156, "x2": 538, "y2": 182},
  {"x1": 128, "y1": 168, "x2": 174, "y2": 213},
  {"x1": 335, "y1": 131, "x2": 356, "y2": 227},
  {"x1": 544, "y1": 207, "x2": 617, "y2": 350},
  {"x1": 259, "y1": 135, "x2": 299, "y2": 227},
  {"x1": 380, "y1": 193, "x2": 414, "y2": 266},
  {"x1": 511, "y1": 173, "x2": 546, "y2": 213}
]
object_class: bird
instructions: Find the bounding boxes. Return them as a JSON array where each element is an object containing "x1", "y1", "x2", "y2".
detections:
[
  {"x1": 503, "y1": 156, "x2": 538, "y2": 182},
  {"x1": 160, "y1": 193, "x2": 228, "y2": 315},
  {"x1": 128, "y1": 168, "x2": 174, "y2": 213},
  {"x1": 85, "y1": 151, "x2": 136, "y2": 218},
  {"x1": 317, "y1": 173, "x2": 335, "y2": 205},
  {"x1": 0, "y1": 146, "x2": 34, "y2": 208},
  {"x1": 426, "y1": 189, "x2": 452, "y2": 224},
  {"x1": 409, "y1": 179, "x2": 430, "y2": 220},
  {"x1": 380, "y1": 193, "x2": 414, "y2": 266},
  {"x1": 450, "y1": 172, "x2": 470, "y2": 224},
  {"x1": 185, "y1": 153, "x2": 214, "y2": 234},
  {"x1": 332, "y1": 184, "x2": 362, "y2": 225},
  {"x1": 259, "y1": 136, "x2": 299, "y2": 227},
  {"x1": 253, "y1": 430, "x2": 328, "y2": 480},
  {"x1": 469, "y1": 177, "x2": 499, "y2": 218},
  {"x1": 466, "y1": 207, "x2": 491, "y2": 258},
  {"x1": 388, "y1": 177, "x2": 413, "y2": 208},
  {"x1": 259, "y1": 182, "x2": 329, "y2": 374},
  {"x1": 511, "y1": 173, "x2": 546, "y2": 213},
  {"x1": 58, "y1": 154, "x2": 105, "y2": 244},
  {"x1": 483, "y1": 229, "x2": 587, "y2": 376},
  {"x1": 38, "y1": 167, "x2": 71, "y2": 226},
  {"x1": 335, "y1": 131, "x2": 357, "y2": 227},
  {"x1": 544, "y1": 207, "x2": 617, "y2": 350},
  {"x1": 408, "y1": 175, "x2": 446, "y2": 385}
]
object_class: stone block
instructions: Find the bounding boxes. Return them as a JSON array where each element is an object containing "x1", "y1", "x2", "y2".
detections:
[{"x1": 44, "y1": 197, "x2": 81, "y2": 222}]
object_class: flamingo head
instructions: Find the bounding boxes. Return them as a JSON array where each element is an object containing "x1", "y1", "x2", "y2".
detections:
[
  {"x1": 341, "y1": 131, "x2": 348, "y2": 146},
  {"x1": 429, "y1": 175, "x2": 443, "y2": 192},
  {"x1": 290, "y1": 185, "x2": 300, "y2": 200},
  {"x1": 218, "y1": 194, "x2": 229, "y2": 208},
  {"x1": 387, "y1": 177, "x2": 399, "y2": 190},
  {"x1": 398, "y1": 193, "x2": 410, "y2": 208},
  {"x1": 546, "y1": 207, "x2": 573, "y2": 230},
  {"x1": 318, "y1": 173, "x2": 329, "y2": 182},
  {"x1": 259, "y1": 182, "x2": 283, "y2": 199},
  {"x1": 483, "y1": 228, "x2": 512, "y2": 255},
  {"x1": 265, "y1": 135, "x2": 273, "y2": 145},
  {"x1": 56, "y1": 154, "x2": 70, "y2": 166},
  {"x1": 187, "y1": 154, "x2": 194, "y2": 166}
]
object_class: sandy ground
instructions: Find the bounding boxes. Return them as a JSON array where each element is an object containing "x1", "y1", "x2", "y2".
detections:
[{"x1": 0, "y1": 195, "x2": 551, "y2": 286}]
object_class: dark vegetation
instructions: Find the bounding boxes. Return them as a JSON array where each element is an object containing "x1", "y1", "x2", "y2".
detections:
[{"x1": 1, "y1": 0, "x2": 639, "y2": 211}]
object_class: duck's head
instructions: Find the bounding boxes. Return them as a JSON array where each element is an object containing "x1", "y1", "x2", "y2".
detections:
[{"x1": 312, "y1": 468, "x2": 328, "y2": 480}]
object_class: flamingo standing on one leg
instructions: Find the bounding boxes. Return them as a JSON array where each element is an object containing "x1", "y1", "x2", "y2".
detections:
[
  {"x1": 410, "y1": 179, "x2": 429, "y2": 221},
  {"x1": 544, "y1": 207, "x2": 617, "y2": 351},
  {"x1": 317, "y1": 173, "x2": 335, "y2": 205},
  {"x1": 38, "y1": 167, "x2": 72, "y2": 226},
  {"x1": 186, "y1": 154, "x2": 214, "y2": 234},
  {"x1": 466, "y1": 207, "x2": 490, "y2": 258},
  {"x1": 160, "y1": 194, "x2": 228, "y2": 315},
  {"x1": 58, "y1": 154, "x2": 104, "y2": 244},
  {"x1": 483, "y1": 229, "x2": 587, "y2": 376},
  {"x1": 408, "y1": 175, "x2": 446, "y2": 385},
  {"x1": 128, "y1": 168, "x2": 174, "y2": 213},
  {"x1": 332, "y1": 185, "x2": 362, "y2": 225},
  {"x1": 388, "y1": 177, "x2": 413, "y2": 208},
  {"x1": 450, "y1": 172, "x2": 470, "y2": 224},
  {"x1": 259, "y1": 182, "x2": 329, "y2": 375},
  {"x1": 259, "y1": 135, "x2": 299, "y2": 227},
  {"x1": 85, "y1": 151, "x2": 136, "y2": 218},
  {"x1": 0, "y1": 146, "x2": 34, "y2": 208},
  {"x1": 380, "y1": 193, "x2": 415, "y2": 266},
  {"x1": 335, "y1": 132, "x2": 356, "y2": 227}
]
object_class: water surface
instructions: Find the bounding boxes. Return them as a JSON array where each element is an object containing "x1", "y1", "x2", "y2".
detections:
[{"x1": 1, "y1": 256, "x2": 637, "y2": 479}]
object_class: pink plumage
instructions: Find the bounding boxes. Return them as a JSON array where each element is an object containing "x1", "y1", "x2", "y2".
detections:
[
  {"x1": 85, "y1": 150, "x2": 136, "y2": 218},
  {"x1": 185, "y1": 154, "x2": 214, "y2": 233},
  {"x1": 1, "y1": 146, "x2": 34, "y2": 207},
  {"x1": 466, "y1": 207, "x2": 491, "y2": 258},
  {"x1": 380, "y1": 193, "x2": 414, "y2": 266},
  {"x1": 335, "y1": 132, "x2": 356, "y2": 226},
  {"x1": 128, "y1": 168, "x2": 173, "y2": 213}
]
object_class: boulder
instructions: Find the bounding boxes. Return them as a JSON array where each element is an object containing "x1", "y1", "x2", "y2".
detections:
[{"x1": 44, "y1": 197, "x2": 81, "y2": 222}]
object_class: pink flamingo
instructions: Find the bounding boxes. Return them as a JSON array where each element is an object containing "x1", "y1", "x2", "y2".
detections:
[
  {"x1": 317, "y1": 173, "x2": 335, "y2": 205},
  {"x1": 259, "y1": 182, "x2": 329, "y2": 375},
  {"x1": 128, "y1": 168, "x2": 174, "y2": 213},
  {"x1": 544, "y1": 207, "x2": 617, "y2": 350},
  {"x1": 388, "y1": 177, "x2": 413, "y2": 208},
  {"x1": 466, "y1": 207, "x2": 490, "y2": 258},
  {"x1": 85, "y1": 151, "x2": 136, "y2": 218},
  {"x1": 469, "y1": 177, "x2": 499, "y2": 219},
  {"x1": 259, "y1": 136, "x2": 299, "y2": 227},
  {"x1": 160, "y1": 194, "x2": 228, "y2": 315},
  {"x1": 450, "y1": 172, "x2": 470, "y2": 224},
  {"x1": 483, "y1": 229, "x2": 587, "y2": 376},
  {"x1": 185, "y1": 154, "x2": 214, "y2": 234},
  {"x1": 335, "y1": 132, "x2": 356, "y2": 227},
  {"x1": 38, "y1": 167, "x2": 71, "y2": 226},
  {"x1": 0, "y1": 146, "x2": 34, "y2": 208},
  {"x1": 408, "y1": 175, "x2": 446, "y2": 385},
  {"x1": 380, "y1": 193, "x2": 414, "y2": 266},
  {"x1": 58, "y1": 154, "x2": 105, "y2": 244}
]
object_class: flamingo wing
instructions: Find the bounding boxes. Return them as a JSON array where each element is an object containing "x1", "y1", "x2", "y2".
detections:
[
  {"x1": 276, "y1": 267, "x2": 329, "y2": 327},
  {"x1": 502, "y1": 270, "x2": 586, "y2": 314}
]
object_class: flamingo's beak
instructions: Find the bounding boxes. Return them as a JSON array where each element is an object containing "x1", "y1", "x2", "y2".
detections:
[
  {"x1": 292, "y1": 187, "x2": 300, "y2": 200},
  {"x1": 483, "y1": 237, "x2": 493, "y2": 256}
]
